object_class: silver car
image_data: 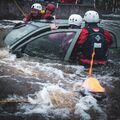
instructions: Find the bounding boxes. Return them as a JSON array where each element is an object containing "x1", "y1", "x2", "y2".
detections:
[{"x1": 4, "y1": 20, "x2": 118, "y2": 61}]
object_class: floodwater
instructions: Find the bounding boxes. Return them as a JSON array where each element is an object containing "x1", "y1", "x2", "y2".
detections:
[{"x1": 0, "y1": 20, "x2": 120, "y2": 120}]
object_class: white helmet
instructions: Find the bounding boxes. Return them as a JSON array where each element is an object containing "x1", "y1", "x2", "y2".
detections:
[
  {"x1": 31, "y1": 3, "x2": 42, "y2": 11},
  {"x1": 68, "y1": 14, "x2": 83, "y2": 26},
  {"x1": 84, "y1": 10, "x2": 100, "y2": 23}
]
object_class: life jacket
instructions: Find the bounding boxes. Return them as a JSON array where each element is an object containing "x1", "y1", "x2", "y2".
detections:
[{"x1": 81, "y1": 27, "x2": 107, "y2": 60}]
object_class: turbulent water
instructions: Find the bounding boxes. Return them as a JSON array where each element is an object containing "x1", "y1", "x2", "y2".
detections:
[{"x1": 0, "y1": 20, "x2": 120, "y2": 120}]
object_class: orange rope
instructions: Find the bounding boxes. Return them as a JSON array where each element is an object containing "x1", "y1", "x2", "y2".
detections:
[
  {"x1": 81, "y1": 50, "x2": 105, "y2": 93},
  {"x1": 13, "y1": 0, "x2": 26, "y2": 16},
  {"x1": 88, "y1": 51, "x2": 95, "y2": 77}
]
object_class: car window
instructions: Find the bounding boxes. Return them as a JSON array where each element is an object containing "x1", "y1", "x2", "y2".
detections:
[
  {"x1": 4, "y1": 24, "x2": 37, "y2": 47},
  {"x1": 23, "y1": 32, "x2": 76, "y2": 60}
]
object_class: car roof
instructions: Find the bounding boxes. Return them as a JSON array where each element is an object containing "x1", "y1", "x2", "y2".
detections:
[
  {"x1": 4, "y1": 19, "x2": 69, "y2": 47},
  {"x1": 27, "y1": 19, "x2": 68, "y2": 27}
]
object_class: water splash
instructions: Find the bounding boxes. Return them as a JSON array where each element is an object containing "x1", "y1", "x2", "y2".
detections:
[{"x1": 75, "y1": 96, "x2": 107, "y2": 120}]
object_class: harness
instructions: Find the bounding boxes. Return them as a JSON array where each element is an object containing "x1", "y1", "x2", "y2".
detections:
[{"x1": 82, "y1": 27, "x2": 107, "y2": 60}]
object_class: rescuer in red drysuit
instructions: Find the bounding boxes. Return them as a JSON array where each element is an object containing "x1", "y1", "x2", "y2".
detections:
[
  {"x1": 71, "y1": 10, "x2": 113, "y2": 65},
  {"x1": 41, "y1": 3, "x2": 56, "y2": 20},
  {"x1": 23, "y1": 3, "x2": 43, "y2": 23}
]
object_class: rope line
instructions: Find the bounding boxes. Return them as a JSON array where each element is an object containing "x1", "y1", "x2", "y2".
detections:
[
  {"x1": 0, "y1": 100, "x2": 29, "y2": 104},
  {"x1": 13, "y1": 0, "x2": 26, "y2": 16}
]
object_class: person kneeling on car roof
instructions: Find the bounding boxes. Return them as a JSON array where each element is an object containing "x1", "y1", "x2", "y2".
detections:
[
  {"x1": 41, "y1": 3, "x2": 56, "y2": 20},
  {"x1": 23, "y1": 3, "x2": 44, "y2": 23},
  {"x1": 70, "y1": 10, "x2": 113, "y2": 65}
]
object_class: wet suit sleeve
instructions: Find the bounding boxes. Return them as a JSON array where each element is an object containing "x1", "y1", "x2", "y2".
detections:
[
  {"x1": 70, "y1": 28, "x2": 89, "y2": 61},
  {"x1": 23, "y1": 14, "x2": 32, "y2": 23},
  {"x1": 42, "y1": 13, "x2": 54, "y2": 20},
  {"x1": 76, "y1": 28, "x2": 89, "y2": 47},
  {"x1": 103, "y1": 30, "x2": 113, "y2": 47}
]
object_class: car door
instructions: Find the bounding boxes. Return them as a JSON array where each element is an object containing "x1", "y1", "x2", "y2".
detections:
[{"x1": 13, "y1": 29, "x2": 81, "y2": 61}]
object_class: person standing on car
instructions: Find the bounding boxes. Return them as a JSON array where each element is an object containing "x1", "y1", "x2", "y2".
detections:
[
  {"x1": 41, "y1": 3, "x2": 56, "y2": 20},
  {"x1": 23, "y1": 3, "x2": 43, "y2": 23},
  {"x1": 71, "y1": 10, "x2": 113, "y2": 65}
]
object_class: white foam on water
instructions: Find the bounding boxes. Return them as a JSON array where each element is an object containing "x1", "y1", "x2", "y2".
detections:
[
  {"x1": 75, "y1": 96, "x2": 107, "y2": 120},
  {"x1": 20, "y1": 84, "x2": 106, "y2": 119},
  {"x1": 0, "y1": 48, "x2": 110, "y2": 119},
  {"x1": 0, "y1": 49, "x2": 85, "y2": 86},
  {"x1": 22, "y1": 84, "x2": 72, "y2": 118},
  {"x1": 0, "y1": 48, "x2": 17, "y2": 62},
  {"x1": 27, "y1": 84, "x2": 71, "y2": 105}
]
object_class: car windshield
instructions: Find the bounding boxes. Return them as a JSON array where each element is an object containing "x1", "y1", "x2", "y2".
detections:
[{"x1": 4, "y1": 24, "x2": 38, "y2": 47}]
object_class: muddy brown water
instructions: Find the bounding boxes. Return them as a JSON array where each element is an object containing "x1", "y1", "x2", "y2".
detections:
[{"x1": 0, "y1": 49, "x2": 120, "y2": 120}]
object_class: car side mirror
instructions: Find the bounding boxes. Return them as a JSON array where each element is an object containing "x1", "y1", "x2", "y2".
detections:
[{"x1": 14, "y1": 49, "x2": 23, "y2": 58}]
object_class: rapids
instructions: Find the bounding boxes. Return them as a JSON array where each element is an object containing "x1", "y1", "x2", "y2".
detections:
[{"x1": 0, "y1": 20, "x2": 120, "y2": 120}]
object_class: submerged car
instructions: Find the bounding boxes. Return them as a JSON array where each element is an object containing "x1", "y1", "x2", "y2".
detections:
[{"x1": 4, "y1": 20, "x2": 118, "y2": 62}]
